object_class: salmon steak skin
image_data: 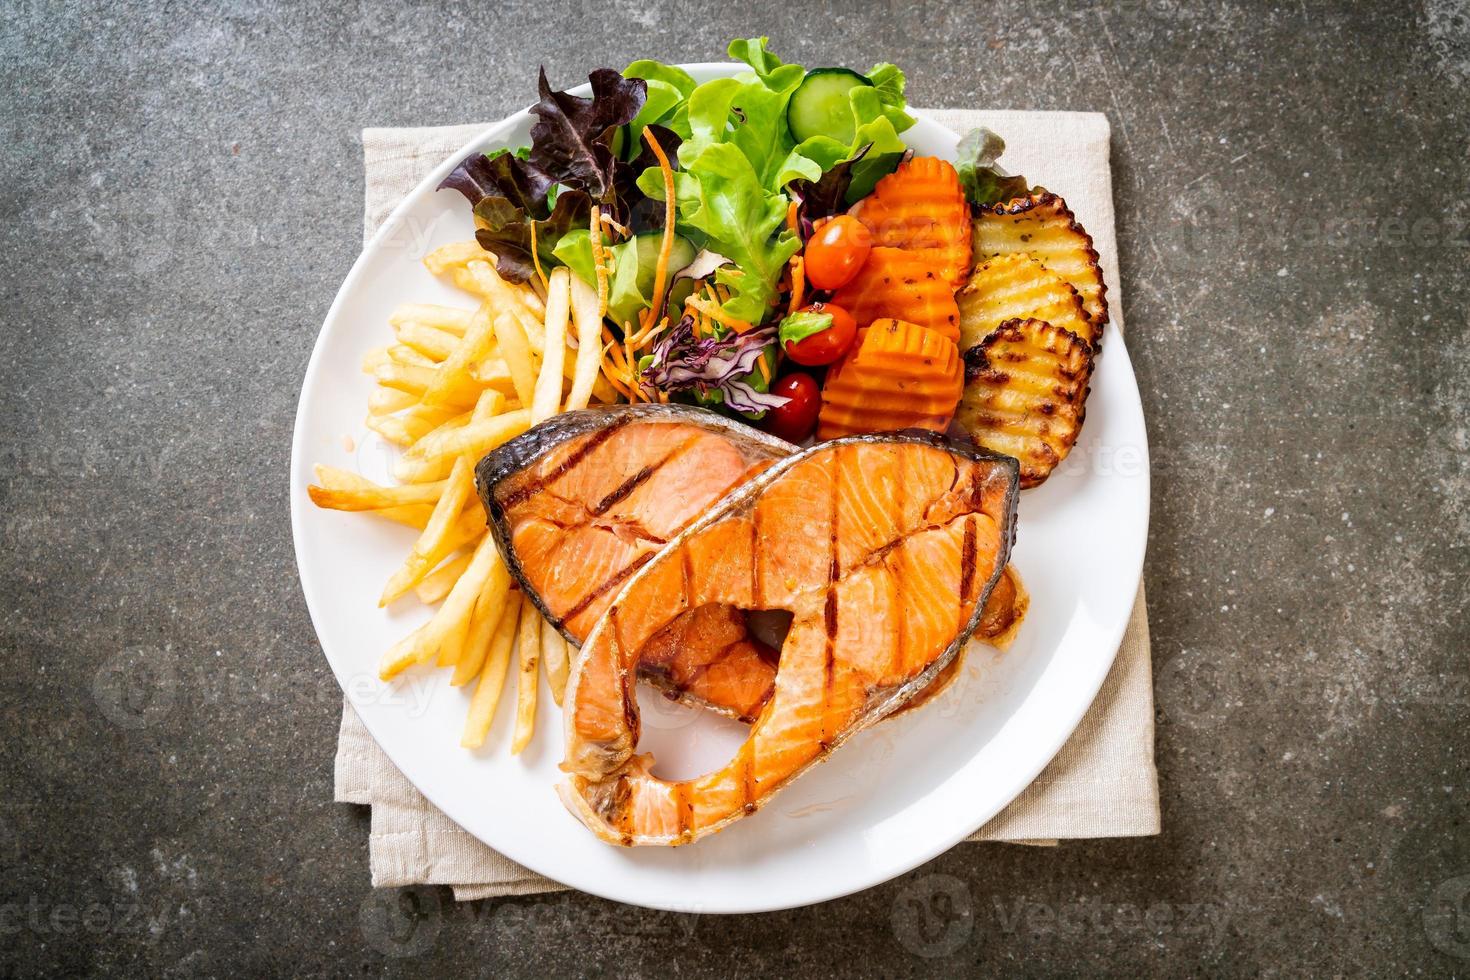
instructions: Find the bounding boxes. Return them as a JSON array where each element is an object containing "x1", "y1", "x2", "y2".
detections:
[
  {"x1": 476, "y1": 405, "x2": 793, "y2": 721},
  {"x1": 559, "y1": 430, "x2": 1020, "y2": 847}
]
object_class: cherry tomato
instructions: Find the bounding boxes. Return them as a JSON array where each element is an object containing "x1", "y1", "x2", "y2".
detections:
[
  {"x1": 783, "y1": 302, "x2": 857, "y2": 367},
  {"x1": 763, "y1": 373, "x2": 820, "y2": 443},
  {"x1": 803, "y1": 215, "x2": 872, "y2": 290}
]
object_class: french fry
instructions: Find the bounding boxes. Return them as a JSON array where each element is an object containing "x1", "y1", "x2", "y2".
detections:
[
  {"x1": 439, "y1": 544, "x2": 511, "y2": 670},
  {"x1": 511, "y1": 592, "x2": 541, "y2": 754},
  {"x1": 451, "y1": 571, "x2": 514, "y2": 686},
  {"x1": 446, "y1": 249, "x2": 546, "y2": 321},
  {"x1": 307, "y1": 478, "x2": 447, "y2": 512},
  {"x1": 516, "y1": 284, "x2": 546, "y2": 320},
  {"x1": 531, "y1": 267, "x2": 570, "y2": 422},
  {"x1": 390, "y1": 303, "x2": 473, "y2": 336},
  {"x1": 372, "y1": 362, "x2": 480, "y2": 409},
  {"x1": 311, "y1": 466, "x2": 434, "y2": 529},
  {"x1": 541, "y1": 616, "x2": 569, "y2": 707},
  {"x1": 564, "y1": 273, "x2": 605, "y2": 410},
  {"x1": 464, "y1": 261, "x2": 547, "y2": 358},
  {"x1": 436, "y1": 510, "x2": 488, "y2": 557},
  {"x1": 471, "y1": 388, "x2": 505, "y2": 424},
  {"x1": 470, "y1": 357, "x2": 517, "y2": 393},
  {"x1": 367, "y1": 402, "x2": 465, "y2": 447},
  {"x1": 388, "y1": 344, "x2": 437, "y2": 368},
  {"x1": 460, "y1": 599, "x2": 520, "y2": 748},
  {"x1": 379, "y1": 532, "x2": 504, "y2": 679},
  {"x1": 361, "y1": 346, "x2": 392, "y2": 373},
  {"x1": 393, "y1": 321, "x2": 461, "y2": 361},
  {"x1": 490, "y1": 308, "x2": 538, "y2": 406},
  {"x1": 394, "y1": 409, "x2": 533, "y2": 484},
  {"x1": 368, "y1": 387, "x2": 417, "y2": 415},
  {"x1": 436, "y1": 606, "x2": 473, "y2": 668},
  {"x1": 421, "y1": 302, "x2": 499, "y2": 408},
  {"x1": 363, "y1": 415, "x2": 417, "y2": 448},
  {"x1": 379, "y1": 456, "x2": 476, "y2": 605},
  {"x1": 415, "y1": 551, "x2": 473, "y2": 604},
  {"x1": 424, "y1": 240, "x2": 492, "y2": 276}
]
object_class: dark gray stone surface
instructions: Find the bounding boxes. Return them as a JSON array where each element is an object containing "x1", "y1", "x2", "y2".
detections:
[{"x1": 2, "y1": 0, "x2": 1467, "y2": 975}]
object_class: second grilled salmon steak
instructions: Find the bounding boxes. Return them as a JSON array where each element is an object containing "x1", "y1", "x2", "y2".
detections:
[
  {"x1": 477, "y1": 406, "x2": 792, "y2": 720},
  {"x1": 560, "y1": 432, "x2": 1020, "y2": 846}
]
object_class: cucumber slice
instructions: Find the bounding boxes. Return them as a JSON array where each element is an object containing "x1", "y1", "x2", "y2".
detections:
[
  {"x1": 787, "y1": 68, "x2": 872, "y2": 145},
  {"x1": 605, "y1": 231, "x2": 697, "y2": 330}
]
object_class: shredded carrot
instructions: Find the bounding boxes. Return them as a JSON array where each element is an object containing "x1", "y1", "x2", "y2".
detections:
[
  {"x1": 786, "y1": 199, "x2": 799, "y2": 234},
  {"x1": 529, "y1": 219, "x2": 549, "y2": 292},
  {"x1": 755, "y1": 349, "x2": 771, "y2": 384},
  {"x1": 626, "y1": 314, "x2": 669, "y2": 351},
  {"x1": 602, "y1": 326, "x2": 629, "y2": 370},
  {"x1": 640, "y1": 128, "x2": 678, "y2": 335},
  {"x1": 589, "y1": 206, "x2": 609, "y2": 319},
  {"x1": 600, "y1": 213, "x2": 630, "y2": 239},
  {"x1": 686, "y1": 294, "x2": 754, "y2": 335},
  {"x1": 603, "y1": 372, "x2": 637, "y2": 401},
  {"x1": 787, "y1": 255, "x2": 805, "y2": 316}
]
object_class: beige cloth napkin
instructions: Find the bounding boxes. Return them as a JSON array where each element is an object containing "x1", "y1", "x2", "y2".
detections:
[{"x1": 335, "y1": 110, "x2": 1160, "y2": 901}]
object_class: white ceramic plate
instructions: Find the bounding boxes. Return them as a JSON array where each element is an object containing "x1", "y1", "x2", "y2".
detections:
[{"x1": 291, "y1": 63, "x2": 1148, "y2": 913}]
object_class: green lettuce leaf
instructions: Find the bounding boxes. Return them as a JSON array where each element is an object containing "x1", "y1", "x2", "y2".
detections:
[
  {"x1": 550, "y1": 228, "x2": 595, "y2": 286},
  {"x1": 777, "y1": 309, "x2": 833, "y2": 344},
  {"x1": 644, "y1": 141, "x2": 800, "y2": 324},
  {"x1": 955, "y1": 126, "x2": 1034, "y2": 205}
]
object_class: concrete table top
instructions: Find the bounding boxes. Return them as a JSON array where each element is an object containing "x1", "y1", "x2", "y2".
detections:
[{"x1": 1, "y1": 1, "x2": 1466, "y2": 975}]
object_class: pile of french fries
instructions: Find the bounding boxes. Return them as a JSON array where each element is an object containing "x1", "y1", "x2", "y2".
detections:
[{"x1": 308, "y1": 241, "x2": 613, "y2": 752}]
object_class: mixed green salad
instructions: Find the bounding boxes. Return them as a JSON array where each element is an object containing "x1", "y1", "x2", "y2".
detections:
[{"x1": 439, "y1": 37, "x2": 1026, "y2": 439}]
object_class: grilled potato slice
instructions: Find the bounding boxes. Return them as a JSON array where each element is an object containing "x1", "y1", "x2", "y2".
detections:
[
  {"x1": 956, "y1": 318, "x2": 1093, "y2": 488},
  {"x1": 972, "y1": 192, "x2": 1108, "y2": 334},
  {"x1": 957, "y1": 253, "x2": 1094, "y2": 352}
]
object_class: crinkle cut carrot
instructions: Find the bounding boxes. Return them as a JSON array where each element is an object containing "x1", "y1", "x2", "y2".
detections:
[
  {"x1": 817, "y1": 318, "x2": 963, "y2": 439},
  {"x1": 854, "y1": 156, "x2": 971, "y2": 290},
  {"x1": 830, "y1": 247, "x2": 960, "y2": 342}
]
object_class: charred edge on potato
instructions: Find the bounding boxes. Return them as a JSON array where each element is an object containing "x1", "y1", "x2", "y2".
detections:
[
  {"x1": 959, "y1": 317, "x2": 1094, "y2": 489},
  {"x1": 973, "y1": 190, "x2": 1109, "y2": 335}
]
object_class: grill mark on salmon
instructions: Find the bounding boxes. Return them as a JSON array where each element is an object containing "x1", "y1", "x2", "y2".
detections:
[
  {"x1": 558, "y1": 431, "x2": 1020, "y2": 846},
  {"x1": 960, "y1": 515, "x2": 978, "y2": 603},
  {"x1": 497, "y1": 413, "x2": 633, "y2": 510},
  {"x1": 822, "y1": 462, "x2": 841, "y2": 751},
  {"x1": 589, "y1": 432, "x2": 702, "y2": 516},
  {"x1": 591, "y1": 464, "x2": 656, "y2": 515},
  {"x1": 557, "y1": 552, "x2": 653, "y2": 628}
]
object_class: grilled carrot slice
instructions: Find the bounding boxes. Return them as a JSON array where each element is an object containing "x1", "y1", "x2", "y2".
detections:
[
  {"x1": 829, "y1": 247, "x2": 960, "y2": 342},
  {"x1": 852, "y1": 156, "x2": 971, "y2": 289},
  {"x1": 818, "y1": 319, "x2": 963, "y2": 439}
]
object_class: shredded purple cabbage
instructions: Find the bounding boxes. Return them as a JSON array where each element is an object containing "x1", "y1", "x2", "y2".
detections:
[{"x1": 640, "y1": 316, "x2": 789, "y2": 414}]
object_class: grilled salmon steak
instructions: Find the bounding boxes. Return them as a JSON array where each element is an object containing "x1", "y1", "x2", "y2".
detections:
[
  {"x1": 478, "y1": 407, "x2": 1029, "y2": 726},
  {"x1": 559, "y1": 432, "x2": 1020, "y2": 846},
  {"x1": 477, "y1": 406, "x2": 792, "y2": 720}
]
